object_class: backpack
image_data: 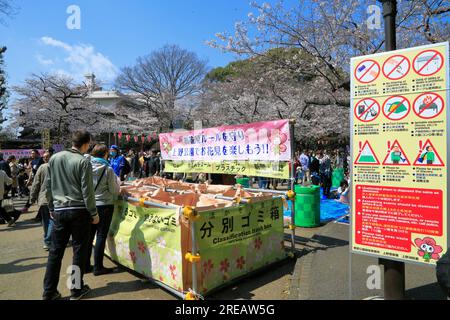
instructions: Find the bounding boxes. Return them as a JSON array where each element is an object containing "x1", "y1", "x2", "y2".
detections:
[{"x1": 122, "y1": 158, "x2": 131, "y2": 176}]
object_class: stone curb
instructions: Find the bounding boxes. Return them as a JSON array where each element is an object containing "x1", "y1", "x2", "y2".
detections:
[{"x1": 288, "y1": 222, "x2": 337, "y2": 300}]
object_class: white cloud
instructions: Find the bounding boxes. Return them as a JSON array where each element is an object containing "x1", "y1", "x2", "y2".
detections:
[
  {"x1": 41, "y1": 36, "x2": 72, "y2": 51},
  {"x1": 39, "y1": 36, "x2": 118, "y2": 83},
  {"x1": 36, "y1": 54, "x2": 54, "y2": 66}
]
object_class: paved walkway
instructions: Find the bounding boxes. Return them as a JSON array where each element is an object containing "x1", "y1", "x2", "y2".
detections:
[
  {"x1": 290, "y1": 221, "x2": 448, "y2": 300},
  {"x1": 0, "y1": 198, "x2": 296, "y2": 300},
  {"x1": 2, "y1": 197, "x2": 445, "y2": 300}
]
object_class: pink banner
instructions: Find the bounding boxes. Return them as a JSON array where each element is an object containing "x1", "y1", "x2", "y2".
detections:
[
  {"x1": 0, "y1": 149, "x2": 44, "y2": 159},
  {"x1": 159, "y1": 120, "x2": 291, "y2": 162}
]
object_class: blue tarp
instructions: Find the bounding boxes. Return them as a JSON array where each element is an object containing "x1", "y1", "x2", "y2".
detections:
[{"x1": 283, "y1": 188, "x2": 349, "y2": 224}]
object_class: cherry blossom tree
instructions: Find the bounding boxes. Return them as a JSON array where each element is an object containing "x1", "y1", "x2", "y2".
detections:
[
  {"x1": 12, "y1": 73, "x2": 161, "y2": 143},
  {"x1": 12, "y1": 74, "x2": 105, "y2": 142},
  {"x1": 202, "y1": 0, "x2": 449, "y2": 143},
  {"x1": 207, "y1": 0, "x2": 450, "y2": 108},
  {"x1": 196, "y1": 49, "x2": 349, "y2": 142}
]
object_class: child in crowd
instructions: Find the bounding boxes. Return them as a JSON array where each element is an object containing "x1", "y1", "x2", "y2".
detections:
[
  {"x1": 336, "y1": 180, "x2": 349, "y2": 204},
  {"x1": 17, "y1": 168, "x2": 29, "y2": 197}
]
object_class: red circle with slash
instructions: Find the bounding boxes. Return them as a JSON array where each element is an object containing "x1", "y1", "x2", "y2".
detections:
[
  {"x1": 382, "y1": 54, "x2": 410, "y2": 80},
  {"x1": 382, "y1": 95, "x2": 411, "y2": 121},
  {"x1": 354, "y1": 98, "x2": 380, "y2": 123},
  {"x1": 354, "y1": 59, "x2": 380, "y2": 84},
  {"x1": 413, "y1": 50, "x2": 444, "y2": 76},
  {"x1": 413, "y1": 92, "x2": 444, "y2": 120}
]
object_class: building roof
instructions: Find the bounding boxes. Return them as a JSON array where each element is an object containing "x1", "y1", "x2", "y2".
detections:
[{"x1": 87, "y1": 90, "x2": 122, "y2": 100}]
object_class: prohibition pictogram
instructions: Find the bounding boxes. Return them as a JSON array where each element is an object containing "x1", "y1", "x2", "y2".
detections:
[
  {"x1": 382, "y1": 54, "x2": 410, "y2": 80},
  {"x1": 382, "y1": 95, "x2": 411, "y2": 121},
  {"x1": 354, "y1": 59, "x2": 380, "y2": 84},
  {"x1": 413, "y1": 50, "x2": 444, "y2": 76},
  {"x1": 354, "y1": 98, "x2": 380, "y2": 122},
  {"x1": 413, "y1": 92, "x2": 444, "y2": 120}
]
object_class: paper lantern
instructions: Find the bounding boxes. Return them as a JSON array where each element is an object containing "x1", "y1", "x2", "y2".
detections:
[
  {"x1": 134, "y1": 136, "x2": 138, "y2": 143},
  {"x1": 141, "y1": 135, "x2": 145, "y2": 143},
  {"x1": 126, "y1": 134, "x2": 131, "y2": 142},
  {"x1": 147, "y1": 135, "x2": 152, "y2": 142},
  {"x1": 118, "y1": 132, "x2": 122, "y2": 139}
]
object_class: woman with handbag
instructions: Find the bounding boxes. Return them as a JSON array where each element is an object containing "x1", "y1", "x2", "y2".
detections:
[{"x1": 85, "y1": 144, "x2": 121, "y2": 276}]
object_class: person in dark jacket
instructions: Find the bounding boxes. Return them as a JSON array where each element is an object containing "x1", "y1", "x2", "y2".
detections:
[
  {"x1": 0, "y1": 152, "x2": 11, "y2": 178},
  {"x1": 0, "y1": 153, "x2": 11, "y2": 199},
  {"x1": 319, "y1": 150, "x2": 333, "y2": 198},
  {"x1": 309, "y1": 150, "x2": 321, "y2": 186},
  {"x1": 144, "y1": 150, "x2": 160, "y2": 177}
]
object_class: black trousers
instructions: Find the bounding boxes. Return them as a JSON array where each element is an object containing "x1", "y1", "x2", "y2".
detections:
[
  {"x1": 321, "y1": 174, "x2": 332, "y2": 197},
  {"x1": 43, "y1": 209, "x2": 91, "y2": 297},
  {"x1": 0, "y1": 199, "x2": 13, "y2": 222},
  {"x1": 86, "y1": 205, "x2": 114, "y2": 272}
]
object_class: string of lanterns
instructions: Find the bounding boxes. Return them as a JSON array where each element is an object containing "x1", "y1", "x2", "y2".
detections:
[{"x1": 114, "y1": 132, "x2": 159, "y2": 143}]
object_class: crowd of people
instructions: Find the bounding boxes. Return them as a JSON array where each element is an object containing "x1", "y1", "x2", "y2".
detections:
[
  {"x1": 0, "y1": 131, "x2": 353, "y2": 300},
  {"x1": 293, "y1": 148, "x2": 350, "y2": 204},
  {"x1": 0, "y1": 130, "x2": 169, "y2": 300}
]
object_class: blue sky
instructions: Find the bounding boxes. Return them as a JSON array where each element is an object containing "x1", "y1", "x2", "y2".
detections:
[{"x1": 0, "y1": 0, "x2": 291, "y2": 88}]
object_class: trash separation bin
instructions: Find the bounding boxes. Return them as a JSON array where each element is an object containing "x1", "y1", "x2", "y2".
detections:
[
  {"x1": 332, "y1": 168, "x2": 345, "y2": 188},
  {"x1": 236, "y1": 177, "x2": 250, "y2": 188},
  {"x1": 294, "y1": 185, "x2": 321, "y2": 228}
]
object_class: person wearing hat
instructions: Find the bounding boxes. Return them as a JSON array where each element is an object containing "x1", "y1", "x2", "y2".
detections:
[{"x1": 109, "y1": 145, "x2": 127, "y2": 181}]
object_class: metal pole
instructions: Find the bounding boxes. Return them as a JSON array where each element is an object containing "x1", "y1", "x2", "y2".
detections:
[
  {"x1": 191, "y1": 220, "x2": 198, "y2": 295},
  {"x1": 378, "y1": 0, "x2": 405, "y2": 300},
  {"x1": 123, "y1": 196, "x2": 178, "y2": 209},
  {"x1": 381, "y1": 0, "x2": 397, "y2": 51},
  {"x1": 242, "y1": 187, "x2": 290, "y2": 195},
  {"x1": 289, "y1": 120, "x2": 296, "y2": 251}
]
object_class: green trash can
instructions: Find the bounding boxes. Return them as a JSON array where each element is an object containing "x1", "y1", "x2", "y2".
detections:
[
  {"x1": 236, "y1": 177, "x2": 250, "y2": 188},
  {"x1": 332, "y1": 168, "x2": 345, "y2": 188},
  {"x1": 294, "y1": 185, "x2": 321, "y2": 228}
]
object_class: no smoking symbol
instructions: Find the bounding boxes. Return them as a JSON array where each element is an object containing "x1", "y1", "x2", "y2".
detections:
[
  {"x1": 382, "y1": 55, "x2": 410, "y2": 80},
  {"x1": 355, "y1": 59, "x2": 380, "y2": 84}
]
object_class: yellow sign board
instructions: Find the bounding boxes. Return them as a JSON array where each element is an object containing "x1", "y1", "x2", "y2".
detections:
[
  {"x1": 42, "y1": 129, "x2": 51, "y2": 150},
  {"x1": 350, "y1": 42, "x2": 449, "y2": 265},
  {"x1": 164, "y1": 160, "x2": 290, "y2": 179}
]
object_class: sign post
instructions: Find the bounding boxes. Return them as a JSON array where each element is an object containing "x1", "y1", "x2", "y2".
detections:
[
  {"x1": 350, "y1": 1, "x2": 449, "y2": 300},
  {"x1": 42, "y1": 129, "x2": 51, "y2": 150}
]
